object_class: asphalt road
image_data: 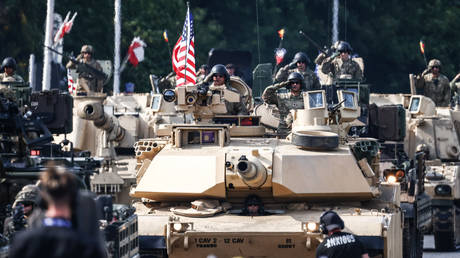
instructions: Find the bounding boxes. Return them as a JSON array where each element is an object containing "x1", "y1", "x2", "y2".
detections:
[{"x1": 423, "y1": 235, "x2": 459, "y2": 257}]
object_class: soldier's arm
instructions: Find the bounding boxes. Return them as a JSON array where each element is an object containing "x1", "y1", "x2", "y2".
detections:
[
  {"x1": 314, "y1": 53, "x2": 326, "y2": 65},
  {"x1": 415, "y1": 74, "x2": 425, "y2": 89},
  {"x1": 262, "y1": 81, "x2": 288, "y2": 106},
  {"x1": 354, "y1": 62, "x2": 363, "y2": 80},
  {"x1": 312, "y1": 73, "x2": 321, "y2": 90},
  {"x1": 320, "y1": 56, "x2": 335, "y2": 75},
  {"x1": 274, "y1": 65, "x2": 290, "y2": 83},
  {"x1": 66, "y1": 54, "x2": 83, "y2": 69}
]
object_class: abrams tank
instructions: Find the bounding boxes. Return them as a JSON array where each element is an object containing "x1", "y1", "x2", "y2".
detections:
[
  {"x1": 130, "y1": 84, "x2": 409, "y2": 257},
  {"x1": 403, "y1": 94, "x2": 460, "y2": 251}
]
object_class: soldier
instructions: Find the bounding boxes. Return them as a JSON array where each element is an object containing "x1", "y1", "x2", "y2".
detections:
[
  {"x1": 196, "y1": 64, "x2": 209, "y2": 84},
  {"x1": 321, "y1": 41, "x2": 363, "y2": 81},
  {"x1": 262, "y1": 72, "x2": 306, "y2": 134},
  {"x1": 415, "y1": 59, "x2": 450, "y2": 107},
  {"x1": 3, "y1": 185, "x2": 40, "y2": 239},
  {"x1": 66, "y1": 45, "x2": 104, "y2": 93},
  {"x1": 275, "y1": 52, "x2": 321, "y2": 91},
  {"x1": 0, "y1": 57, "x2": 24, "y2": 101},
  {"x1": 226, "y1": 63, "x2": 236, "y2": 76},
  {"x1": 205, "y1": 64, "x2": 248, "y2": 115},
  {"x1": 0, "y1": 57, "x2": 24, "y2": 84},
  {"x1": 450, "y1": 70, "x2": 460, "y2": 97},
  {"x1": 316, "y1": 211, "x2": 369, "y2": 258}
]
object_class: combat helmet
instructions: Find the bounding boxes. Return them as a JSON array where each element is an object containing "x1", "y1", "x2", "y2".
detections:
[
  {"x1": 336, "y1": 41, "x2": 353, "y2": 53},
  {"x1": 292, "y1": 52, "x2": 310, "y2": 64},
  {"x1": 428, "y1": 59, "x2": 442, "y2": 69},
  {"x1": 287, "y1": 72, "x2": 304, "y2": 83},
  {"x1": 81, "y1": 45, "x2": 94, "y2": 54},
  {"x1": 209, "y1": 64, "x2": 230, "y2": 80},
  {"x1": 1, "y1": 57, "x2": 17, "y2": 71},
  {"x1": 319, "y1": 210, "x2": 345, "y2": 234},
  {"x1": 13, "y1": 184, "x2": 40, "y2": 208}
]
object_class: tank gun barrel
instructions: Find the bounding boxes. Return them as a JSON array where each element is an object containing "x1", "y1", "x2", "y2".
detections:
[
  {"x1": 77, "y1": 100, "x2": 125, "y2": 142},
  {"x1": 236, "y1": 155, "x2": 267, "y2": 188}
]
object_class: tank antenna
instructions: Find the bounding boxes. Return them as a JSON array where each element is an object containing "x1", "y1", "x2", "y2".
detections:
[{"x1": 255, "y1": 0, "x2": 261, "y2": 64}]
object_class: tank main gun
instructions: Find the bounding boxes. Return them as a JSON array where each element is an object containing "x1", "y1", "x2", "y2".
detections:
[
  {"x1": 77, "y1": 100, "x2": 126, "y2": 143},
  {"x1": 235, "y1": 155, "x2": 268, "y2": 188}
]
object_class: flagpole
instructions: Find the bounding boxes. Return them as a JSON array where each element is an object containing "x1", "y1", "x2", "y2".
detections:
[
  {"x1": 42, "y1": 0, "x2": 55, "y2": 91},
  {"x1": 184, "y1": 2, "x2": 190, "y2": 86},
  {"x1": 113, "y1": 0, "x2": 121, "y2": 95}
]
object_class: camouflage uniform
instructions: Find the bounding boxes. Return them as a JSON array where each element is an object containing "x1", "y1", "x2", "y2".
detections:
[
  {"x1": 416, "y1": 72, "x2": 450, "y2": 107},
  {"x1": 209, "y1": 81, "x2": 248, "y2": 115},
  {"x1": 275, "y1": 66, "x2": 321, "y2": 91},
  {"x1": 66, "y1": 56, "x2": 103, "y2": 93},
  {"x1": 262, "y1": 81, "x2": 304, "y2": 133},
  {"x1": 3, "y1": 185, "x2": 40, "y2": 239},
  {"x1": 321, "y1": 56, "x2": 363, "y2": 81},
  {"x1": 0, "y1": 73, "x2": 24, "y2": 101}
]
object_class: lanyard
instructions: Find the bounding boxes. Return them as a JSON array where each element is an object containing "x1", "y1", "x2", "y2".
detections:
[{"x1": 43, "y1": 217, "x2": 72, "y2": 228}]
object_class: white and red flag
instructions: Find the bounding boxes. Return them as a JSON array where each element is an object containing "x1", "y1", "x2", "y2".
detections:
[
  {"x1": 172, "y1": 6, "x2": 196, "y2": 87},
  {"x1": 128, "y1": 37, "x2": 147, "y2": 67},
  {"x1": 53, "y1": 12, "x2": 77, "y2": 46},
  {"x1": 67, "y1": 69, "x2": 76, "y2": 94}
]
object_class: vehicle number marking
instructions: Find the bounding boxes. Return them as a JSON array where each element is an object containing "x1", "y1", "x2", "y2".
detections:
[{"x1": 278, "y1": 238, "x2": 295, "y2": 248}]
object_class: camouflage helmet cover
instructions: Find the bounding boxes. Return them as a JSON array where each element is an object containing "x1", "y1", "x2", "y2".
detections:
[
  {"x1": 81, "y1": 45, "x2": 94, "y2": 54},
  {"x1": 13, "y1": 184, "x2": 40, "y2": 207},
  {"x1": 292, "y1": 52, "x2": 310, "y2": 64},
  {"x1": 1, "y1": 57, "x2": 17, "y2": 71},
  {"x1": 428, "y1": 59, "x2": 442, "y2": 69}
]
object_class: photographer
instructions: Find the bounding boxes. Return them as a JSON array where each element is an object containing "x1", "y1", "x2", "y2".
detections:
[
  {"x1": 316, "y1": 211, "x2": 369, "y2": 258},
  {"x1": 3, "y1": 185, "x2": 40, "y2": 239},
  {"x1": 9, "y1": 167, "x2": 105, "y2": 258}
]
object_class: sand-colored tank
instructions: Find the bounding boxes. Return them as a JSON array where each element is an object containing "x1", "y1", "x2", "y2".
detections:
[
  {"x1": 130, "y1": 85, "x2": 409, "y2": 257},
  {"x1": 403, "y1": 95, "x2": 460, "y2": 251}
]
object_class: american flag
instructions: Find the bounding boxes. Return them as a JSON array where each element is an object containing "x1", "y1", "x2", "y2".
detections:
[{"x1": 172, "y1": 6, "x2": 196, "y2": 86}]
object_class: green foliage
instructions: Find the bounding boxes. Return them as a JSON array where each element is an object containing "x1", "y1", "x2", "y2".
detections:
[{"x1": 0, "y1": 0, "x2": 459, "y2": 93}]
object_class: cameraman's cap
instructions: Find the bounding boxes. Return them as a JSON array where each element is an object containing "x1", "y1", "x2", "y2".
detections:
[{"x1": 321, "y1": 211, "x2": 344, "y2": 231}]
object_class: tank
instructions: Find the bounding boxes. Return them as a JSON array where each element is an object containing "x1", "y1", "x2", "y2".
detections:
[
  {"x1": 403, "y1": 94, "x2": 460, "y2": 251},
  {"x1": 58, "y1": 93, "x2": 154, "y2": 204},
  {"x1": 130, "y1": 84, "x2": 411, "y2": 257}
]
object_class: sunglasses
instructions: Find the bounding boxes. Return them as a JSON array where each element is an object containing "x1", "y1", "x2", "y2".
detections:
[
  {"x1": 290, "y1": 81, "x2": 301, "y2": 85},
  {"x1": 432, "y1": 66, "x2": 440, "y2": 69},
  {"x1": 296, "y1": 61, "x2": 306, "y2": 64},
  {"x1": 213, "y1": 74, "x2": 225, "y2": 78}
]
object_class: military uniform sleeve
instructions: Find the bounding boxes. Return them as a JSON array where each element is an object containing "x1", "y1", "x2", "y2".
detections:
[
  {"x1": 66, "y1": 54, "x2": 82, "y2": 69},
  {"x1": 353, "y1": 61, "x2": 363, "y2": 81},
  {"x1": 274, "y1": 65, "x2": 290, "y2": 83},
  {"x1": 441, "y1": 77, "x2": 451, "y2": 107},
  {"x1": 262, "y1": 82, "x2": 288, "y2": 106},
  {"x1": 321, "y1": 57, "x2": 335, "y2": 76},
  {"x1": 312, "y1": 73, "x2": 321, "y2": 90},
  {"x1": 415, "y1": 74, "x2": 426, "y2": 89},
  {"x1": 314, "y1": 53, "x2": 327, "y2": 65}
]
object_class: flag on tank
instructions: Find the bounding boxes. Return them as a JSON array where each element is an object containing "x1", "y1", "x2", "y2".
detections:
[
  {"x1": 172, "y1": 6, "x2": 196, "y2": 86},
  {"x1": 128, "y1": 37, "x2": 147, "y2": 67},
  {"x1": 53, "y1": 11, "x2": 77, "y2": 46},
  {"x1": 67, "y1": 69, "x2": 76, "y2": 93}
]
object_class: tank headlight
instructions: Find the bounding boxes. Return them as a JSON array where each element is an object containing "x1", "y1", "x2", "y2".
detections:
[
  {"x1": 302, "y1": 221, "x2": 320, "y2": 233},
  {"x1": 173, "y1": 223, "x2": 184, "y2": 232},
  {"x1": 435, "y1": 184, "x2": 452, "y2": 196},
  {"x1": 386, "y1": 175, "x2": 397, "y2": 183},
  {"x1": 170, "y1": 222, "x2": 193, "y2": 233},
  {"x1": 395, "y1": 170, "x2": 405, "y2": 180},
  {"x1": 163, "y1": 89, "x2": 176, "y2": 102}
]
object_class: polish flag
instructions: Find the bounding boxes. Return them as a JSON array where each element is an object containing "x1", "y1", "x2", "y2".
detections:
[
  {"x1": 53, "y1": 12, "x2": 77, "y2": 45},
  {"x1": 67, "y1": 69, "x2": 76, "y2": 93},
  {"x1": 128, "y1": 37, "x2": 147, "y2": 67}
]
